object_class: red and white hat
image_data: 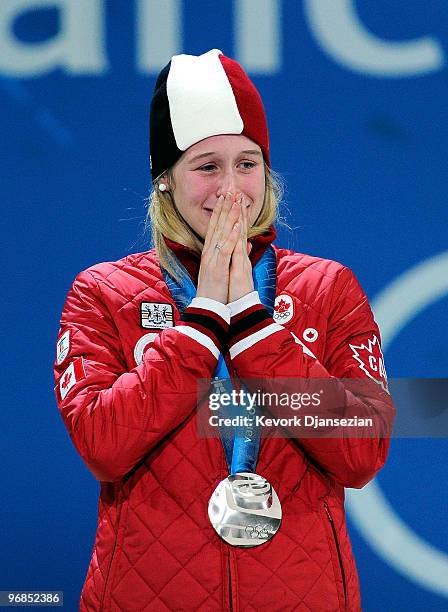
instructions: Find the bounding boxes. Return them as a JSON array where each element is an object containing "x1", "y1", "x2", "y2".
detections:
[{"x1": 149, "y1": 49, "x2": 270, "y2": 181}]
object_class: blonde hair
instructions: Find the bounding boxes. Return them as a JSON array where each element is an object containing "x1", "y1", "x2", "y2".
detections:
[{"x1": 145, "y1": 162, "x2": 284, "y2": 282}]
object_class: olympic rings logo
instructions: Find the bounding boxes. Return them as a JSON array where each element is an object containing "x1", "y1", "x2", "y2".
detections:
[{"x1": 245, "y1": 524, "x2": 270, "y2": 539}]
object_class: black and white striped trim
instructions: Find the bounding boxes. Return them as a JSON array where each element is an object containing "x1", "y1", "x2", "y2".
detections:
[
  {"x1": 229, "y1": 323, "x2": 284, "y2": 359},
  {"x1": 175, "y1": 297, "x2": 230, "y2": 360},
  {"x1": 228, "y1": 290, "x2": 260, "y2": 316},
  {"x1": 228, "y1": 291, "x2": 283, "y2": 359},
  {"x1": 189, "y1": 297, "x2": 230, "y2": 323}
]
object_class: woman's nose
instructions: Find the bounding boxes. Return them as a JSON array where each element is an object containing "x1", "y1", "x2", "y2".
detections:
[{"x1": 217, "y1": 170, "x2": 238, "y2": 197}]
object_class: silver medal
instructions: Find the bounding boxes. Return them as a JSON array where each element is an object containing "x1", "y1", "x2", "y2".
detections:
[{"x1": 208, "y1": 472, "x2": 282, "y2": 547}]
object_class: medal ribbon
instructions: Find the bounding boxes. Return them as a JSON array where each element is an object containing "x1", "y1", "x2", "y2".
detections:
[{"x1": 161, "y1": 246, "x2": 277, "y2": 474}]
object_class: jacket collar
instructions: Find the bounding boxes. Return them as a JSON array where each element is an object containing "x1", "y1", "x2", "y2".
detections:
[{"x1": 163, "y1": 225, "x2": 277, "y2": 285}]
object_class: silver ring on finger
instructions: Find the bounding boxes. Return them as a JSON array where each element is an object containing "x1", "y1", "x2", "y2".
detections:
[{"x1": 214, "y1": 243, "x2": 223, "y2": 251}]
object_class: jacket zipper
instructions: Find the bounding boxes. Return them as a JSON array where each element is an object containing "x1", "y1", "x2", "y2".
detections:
[
  {"x1": 100, "y1": 489, "x2": 123, "y2": 611},
  {"x1": 227, "y1": 552, "x2": 233, "y2": 611},
  {"x1": 324, "y1": 502, "x2": 347, "y2": 611}
]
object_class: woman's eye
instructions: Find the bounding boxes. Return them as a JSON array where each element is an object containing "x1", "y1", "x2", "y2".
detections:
[
  {"x1": 240, "y1": 161, "x2": 256, "y2": 170},
  {"x1": 199, "y1": 164, "x2": 216, "y2": 172}
]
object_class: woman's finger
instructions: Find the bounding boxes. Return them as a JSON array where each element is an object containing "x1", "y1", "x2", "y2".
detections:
[
  {"x1": 203, "y1": 193, "x2": 233, "y2": 259},
  {"x1": 240, "y1": 194, "x2": 248, "y2": 246},
  {"x1": 214, "y1": 202, "x2": 242, "y2": 260},
  {"x1": 227, "y1": 205, "x2": 245, "y2": 262},
  {"x1": 231, "y1": 194, "x2": 248, "y2": 263},
  {"x1": 242, "y1": 194, "x2": 249, "y2": 239},
  {"x1": 203, "y1": 195, "x2": 224, "y2": 253},
  {"x1": 207, "y1": 192, "x2": 235, "y2": 253},
  {"x1": 214, "y1": 198, "x2": 239, "y2": 247}
]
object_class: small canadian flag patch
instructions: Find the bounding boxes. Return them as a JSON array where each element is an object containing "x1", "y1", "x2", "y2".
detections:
[
  {"x1": 59, "y1": 357, "x2": 86, "y2": 401},
  {"x1": 273, "y1": 294, "x2": 294, "y2": 324}
]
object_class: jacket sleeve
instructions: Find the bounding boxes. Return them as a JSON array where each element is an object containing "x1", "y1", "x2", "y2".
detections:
[
  {"x1": 54, "y1": 270, "x2": 229, "y2": 483},
  {"x1": 227, "y1": 266, "x2": 395, "y2": 489}
]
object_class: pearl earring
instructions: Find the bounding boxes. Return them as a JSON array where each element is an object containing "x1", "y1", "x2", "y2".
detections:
[{"x1": 158, "y1": 183, "x2": 167, "y2": 192}]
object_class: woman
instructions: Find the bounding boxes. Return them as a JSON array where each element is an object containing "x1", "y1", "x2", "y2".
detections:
[{"x1": 54, "y1": 49, "x2": 394, "y2": 611}]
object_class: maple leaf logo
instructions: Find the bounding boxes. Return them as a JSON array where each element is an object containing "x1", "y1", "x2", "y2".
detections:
[
  {"x1": 304, "y1": 328, "x2": 318, "y2": 342},
  {"x1": 275, "y1": 299, "x2": 290, "y2": 314},
  {"x1": 349, "y1": 335, "x2": 389, "y2": 393},
  {"x1": 61, "y1": 371, "x2": 72, "y2": 390}
]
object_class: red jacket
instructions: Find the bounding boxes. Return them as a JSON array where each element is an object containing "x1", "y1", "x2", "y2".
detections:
[{"x1": 54, "y1": 237, "x2": 394, "y2": 612}]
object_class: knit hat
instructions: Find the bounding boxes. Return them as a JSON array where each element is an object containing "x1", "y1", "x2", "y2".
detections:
[{"x1": 149, "y1": 49, "x2": 270, "y2": 181}]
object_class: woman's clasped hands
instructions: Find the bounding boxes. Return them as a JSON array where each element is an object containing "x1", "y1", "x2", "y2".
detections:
[{"x1": 196, "y1": 192, "x2": 255, "y2": 304}]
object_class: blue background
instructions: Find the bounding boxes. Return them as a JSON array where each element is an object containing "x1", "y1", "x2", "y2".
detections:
[{"x1": 1, "y1": 1, "x2": 447, "y2": 610}]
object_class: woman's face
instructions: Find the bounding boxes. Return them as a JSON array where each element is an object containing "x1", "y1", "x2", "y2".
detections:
[{"x1": 169, "y1": 134, "x2": 266, "y2": 240}]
